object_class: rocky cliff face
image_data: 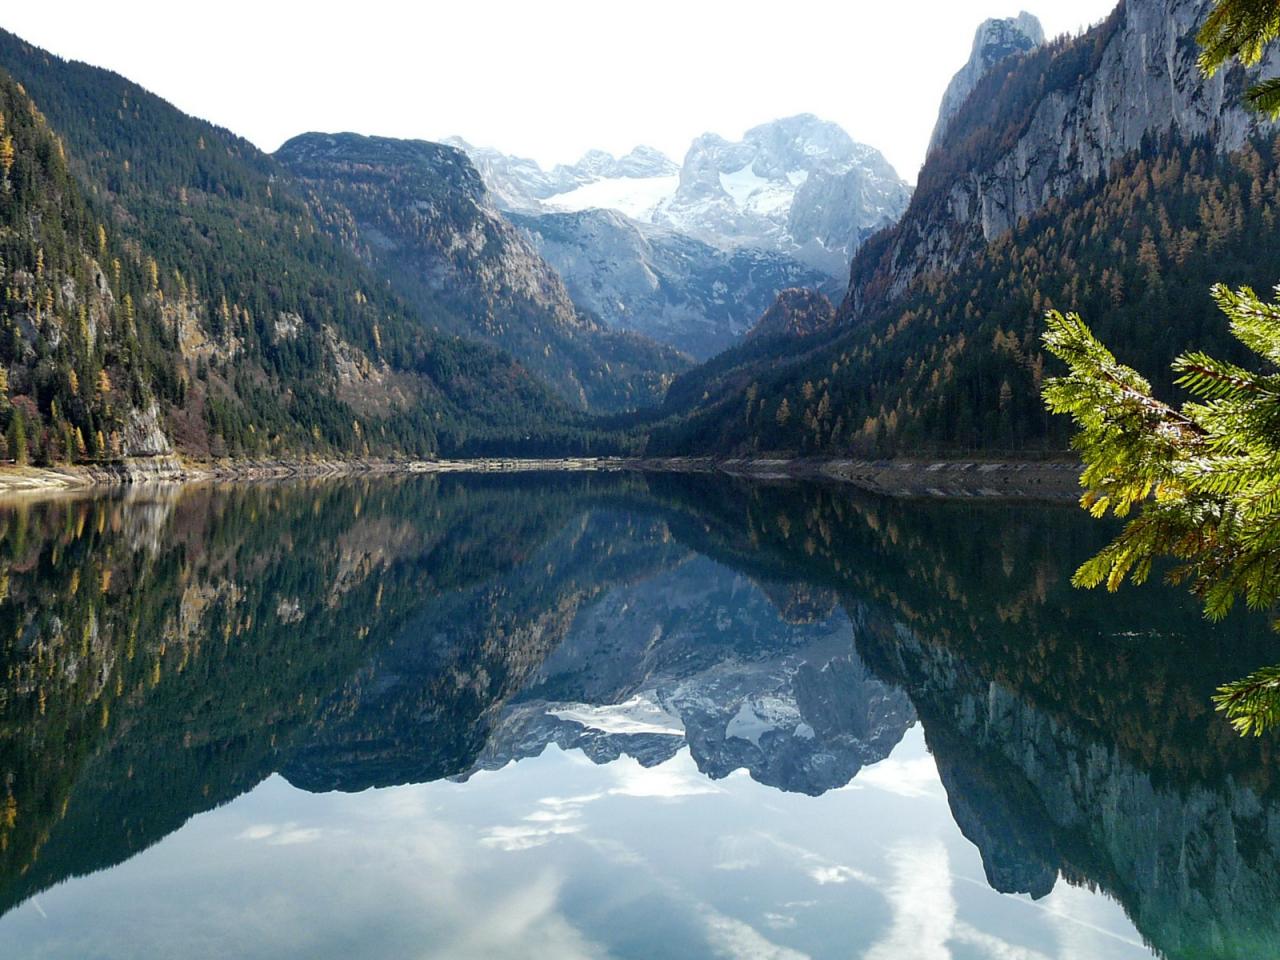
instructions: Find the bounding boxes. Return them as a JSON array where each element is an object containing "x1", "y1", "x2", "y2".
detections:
[
  {"x1": 927, "y1": 13, "x2": 1044, "y2": 155},
  {"x1": 510, "y1": 208, "x2": 831, "y2": 358},
  {"x1": 276, "y1": 133, "x2": 689, "y2": 412},
  {"x1": 846, "y1": 0, "x2": 1278, "y2": 318}
]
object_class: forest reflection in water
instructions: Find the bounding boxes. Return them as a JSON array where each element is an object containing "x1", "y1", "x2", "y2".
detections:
[{"x1": 0, "y1": 472, "x2": 1275, "y2": 959}]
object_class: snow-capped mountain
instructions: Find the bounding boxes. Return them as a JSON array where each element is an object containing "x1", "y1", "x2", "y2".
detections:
[
  {"x1": 450, "y1": 115, "x2": 912, "y2": 277},
  {"x1": 277, "y1": 133, "x2": 688, "y2": 412},
  {"x1": 653, "y1": 115, "x2": 912, "y2": 275},
  {"x1": 509, "y1": 207, "x2": 832, "y2": 359}
]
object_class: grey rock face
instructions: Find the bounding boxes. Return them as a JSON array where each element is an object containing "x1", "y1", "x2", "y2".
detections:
[
  {"x1": 927, "y1": 13, "x2": 1044, "y2": 155},
  {"x1": 850, "y1": 0, "x2": 1279, "y2": 316},
  {"x1": 510, "y1": 208, "x2": 832, "y2": 359},
  {"x1": 609, "y1": 145, "x2": 679, "y2": 179},
  {"x1": 121, "y1": 402, "x2": 173, "y2": 457}
]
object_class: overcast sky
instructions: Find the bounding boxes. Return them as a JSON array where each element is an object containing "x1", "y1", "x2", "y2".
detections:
[{"x1": 2, "y1": 1, "x2": 1119, "y2": 182}]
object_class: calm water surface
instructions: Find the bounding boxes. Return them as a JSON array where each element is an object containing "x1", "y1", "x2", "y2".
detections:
[{"x1": 0, "y1": 473, "x2": 1274, "y2": 959}]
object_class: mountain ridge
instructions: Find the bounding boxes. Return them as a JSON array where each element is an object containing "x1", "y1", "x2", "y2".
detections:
[{"x1": 451, "y1": 115, "x2": 912, "y2": 277}]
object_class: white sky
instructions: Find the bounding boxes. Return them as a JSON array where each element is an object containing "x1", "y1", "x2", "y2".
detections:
[{"x1": 2, "y1": 0, "x2": 1118, "y2": 183}]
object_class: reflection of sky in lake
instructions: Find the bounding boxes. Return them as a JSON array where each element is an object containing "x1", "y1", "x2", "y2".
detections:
[
  {"x1": 1, "y1": 727, "x2": 1152, "y2": 959},
  {"x1": 3, "y1": 475, "x2": 1271, "y2": 958}
]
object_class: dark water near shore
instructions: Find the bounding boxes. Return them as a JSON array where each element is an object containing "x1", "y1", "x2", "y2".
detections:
[{"x1": 0, "y1": 473, "x2": 1275, "y2": 959}]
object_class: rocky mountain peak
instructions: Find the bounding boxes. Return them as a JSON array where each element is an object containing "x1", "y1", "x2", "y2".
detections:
[
  {"x1": 276, "y1": 131, "x2": 688, "y2": 412},
  {"x1": 928, "y1": 11, "x2": 1045, "y2": 154},
  {"x1": 740, "y1": 113, "x2": 859, "y2": 175},
  {"x1": 614, "y1": 144, "x2": 680, "y2": 178},
  {"x1": 653, "y1": 116, "x2": 911, "y2": 275},
  {"x1": 554, "y1": 145, "x2": 677, "y2": 181}
]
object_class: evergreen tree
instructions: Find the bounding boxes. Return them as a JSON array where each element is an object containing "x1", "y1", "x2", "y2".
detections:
[
  {"x1": 7, "y1": 410, "x2": 26, "y2": 466},
  {"x1": 1198, "y1": 0, "x2": 1280, "y2": 116},
  {"x1": 1044, "y1": 0, "x2": 1280, "y2": 735}
]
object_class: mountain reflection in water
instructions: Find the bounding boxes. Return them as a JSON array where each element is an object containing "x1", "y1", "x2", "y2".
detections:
[{"x1": 0, "y1": 473, "x2": 1275, "y2": 959}]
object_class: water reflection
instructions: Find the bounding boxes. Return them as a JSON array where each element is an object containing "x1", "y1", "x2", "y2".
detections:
[{"x1": 0, "y1": 473, "x2": 1275, "y2": 958}]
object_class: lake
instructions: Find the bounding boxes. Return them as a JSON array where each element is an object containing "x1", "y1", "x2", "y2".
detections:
[{"x1": 0, "y1": 472, "x2": 1275, "y2": 959}]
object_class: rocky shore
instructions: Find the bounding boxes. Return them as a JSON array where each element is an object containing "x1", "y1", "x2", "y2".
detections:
[{"x1": 0, "y1": 455, "x2": 1084, "y2": 502}]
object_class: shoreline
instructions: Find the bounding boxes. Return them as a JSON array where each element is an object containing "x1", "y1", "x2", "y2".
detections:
[{"x1": 0, "y1": 455, "x2": 1084, "y2": 503}]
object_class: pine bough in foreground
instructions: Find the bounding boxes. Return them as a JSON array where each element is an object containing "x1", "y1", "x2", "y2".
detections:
[{"x1": 1042, "y1": 284, "x2": 1280, "y2": 735}]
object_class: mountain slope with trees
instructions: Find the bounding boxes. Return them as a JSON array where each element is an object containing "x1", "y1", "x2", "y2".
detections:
[
  {"x1": 0, "y1": 69, "x2": 173, "y2": 465},
  {"x1": 642, "y1": 0, "x2": 1280, "y2": 458}
]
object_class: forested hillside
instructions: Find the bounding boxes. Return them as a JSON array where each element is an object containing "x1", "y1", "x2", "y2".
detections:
[
  {"x1": 5, "y1": 0, "x2": 1278, "y2": 467},
  {"x1": 0, "y1": 70, "x2": 172, "y2": 465},
  {"x1": 0, "y1": 30, "x2": 633, "y2": 461}
]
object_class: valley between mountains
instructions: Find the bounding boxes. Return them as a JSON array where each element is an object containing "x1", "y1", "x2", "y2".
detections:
[{"x1": 0, "y1": 0, "x2": 1275, "y2": 474}]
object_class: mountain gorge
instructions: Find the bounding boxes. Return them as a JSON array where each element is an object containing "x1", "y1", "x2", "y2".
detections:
[
  {"x1": 2, "y1": 0, "x2": 1279, "y2": 468},
  {"x1": 448, "y1": 118, "x2": 903, "y2": 361},
  {"x1": 274, "y1": 132, "x2": 688, "y2": 412},
  {"x1": 508, "y1": 207, "x2": 831, "y2": 358}
]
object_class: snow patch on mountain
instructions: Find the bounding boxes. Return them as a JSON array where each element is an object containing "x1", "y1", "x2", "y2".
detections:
[
  {"x1": 546, "y1": 174, "x2": 680, "y2": 220},
  {"x1": 550, "y1": 696, "x2": 685, "y2": 737},
  {"x1": 443, "y1": 136, "x2": 678, "y2": 212},
  {"x1": 719, "y1": 164, "x2": 793, "y2": 217}
]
